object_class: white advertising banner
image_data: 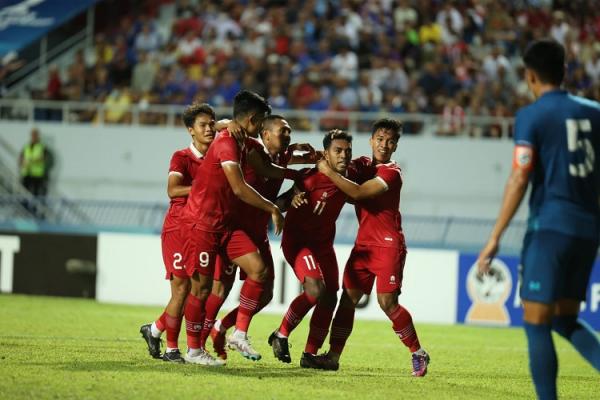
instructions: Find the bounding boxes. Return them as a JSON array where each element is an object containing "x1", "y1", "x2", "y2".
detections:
[{"x1": 97, "y1": 232, "x2": 459, "y2": 324}]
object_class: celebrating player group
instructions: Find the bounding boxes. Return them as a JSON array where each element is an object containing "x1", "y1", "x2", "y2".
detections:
[
  {"x1": 138, "y1": 89, "x2": 430, "y2": 377},
  {"x1": 138, "y1": 38, "x2": 600, "y2": 395}
]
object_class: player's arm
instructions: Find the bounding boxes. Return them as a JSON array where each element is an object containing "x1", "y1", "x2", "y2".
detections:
[
  {"x1": 222, "y1": 162, "x2": 284, "y2": 234},
  {"x1": 287, "y1": 143, "x2": 323, "y2": 165},
  {"x1": 166, "y1": 172, "x2": 190, "y2": 198},
  {"x1": 317, "y1": 159, "x2": 386, "y2": 200},
  {"x1": 477, "y1": 145, "x2": 533, "y2": 274},
  {"x1": 247, "y1": 148, "x2": 300, "y2": 180}
]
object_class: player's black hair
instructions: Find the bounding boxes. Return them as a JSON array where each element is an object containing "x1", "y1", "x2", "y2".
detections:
[
  {"x1": 182, "y1": 103, "x2": 215, "y2": 128},
  {"x1": 233, "y1": 90, "x2": 272, "y2": 123},
  {"x1": 372, "y1": 118, "x2": 402, "y2": 141},
  {"x1": 261, "y1": 115, "x2": 289, "y2": 135},
  {"x1": 323, "y1": 129, "x2": 353, "y2": 149},
  {"x1": 523, "y1": 39, "x2": 565, "y2": 86}
]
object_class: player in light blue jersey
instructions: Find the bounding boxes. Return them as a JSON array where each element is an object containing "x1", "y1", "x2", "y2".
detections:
[{"x1": 477, "y1": 39, "x2": 600, "y2": 400}]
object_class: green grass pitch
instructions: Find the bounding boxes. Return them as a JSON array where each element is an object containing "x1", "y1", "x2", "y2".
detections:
[{"x1": 0, "y1": 294, "x2": 598, "y2": 399}]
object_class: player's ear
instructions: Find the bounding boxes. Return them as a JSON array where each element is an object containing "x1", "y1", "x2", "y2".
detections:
[{"x1": 525, "y1": 68, "x2": 536, "y2": 85}]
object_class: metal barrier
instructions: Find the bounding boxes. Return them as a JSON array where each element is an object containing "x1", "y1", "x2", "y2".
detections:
[
  {"x1": 0, "y1": 99, "x2": 515, "y2": 137},
  {"x1": 0, "y1": 194, "x2": 527, "y2": 254}
]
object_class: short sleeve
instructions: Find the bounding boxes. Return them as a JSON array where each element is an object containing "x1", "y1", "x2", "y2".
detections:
[
  {"x1": 375, "y1": 165, "x2": 401, "y2": 188},
  {"x1": 514, "y1": 108, "x2": 537, "y2": 149},
  {"x1": 169, "y1": 151, "x2": 186, "y2": 176},
  {"x1": 215, "y1": 136, "x2": 240, "y2": 164}
]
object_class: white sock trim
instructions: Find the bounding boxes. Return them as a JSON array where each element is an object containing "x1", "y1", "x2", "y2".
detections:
[{"x1": 150, "y1": 322, "x2": 162, "y2": 338}]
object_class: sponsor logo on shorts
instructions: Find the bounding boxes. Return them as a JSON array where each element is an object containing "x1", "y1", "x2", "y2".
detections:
[{"x1": 528, "y1": 281, "x2": 541, "y2": 292}]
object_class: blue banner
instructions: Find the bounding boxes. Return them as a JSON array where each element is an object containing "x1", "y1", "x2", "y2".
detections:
[
  {"x1": 0, "y1": 0, "x2": 99, "y2": 57},
  {"x1": 457, "y1": 253, "x2": 600, "y2": 330}
]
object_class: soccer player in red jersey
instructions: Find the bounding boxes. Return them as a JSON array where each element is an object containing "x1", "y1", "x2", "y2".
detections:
[
  {"x1": 139, "y1": 103, "x2": 219, "y2": 363},
  {"x1": 181, "y1": 90, "x2": 287, "y2": 363},
  {"x1": 268, "y1": 129, "x2": 355, "y2": 368},
  {"x1": 200, "y1": 115, "x2": 319, "y2": 360},
  {"x1": 316, "y1": 118, "x2": 430, "y2": 376}
]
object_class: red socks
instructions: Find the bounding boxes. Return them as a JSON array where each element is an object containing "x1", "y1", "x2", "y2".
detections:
[
  {"x1": 165, "y1": 313, "x2": 182, "y2": 349},
  {"x1": 200, "y1": 293, "x2": 226, "y2": 348},
  {"x1": 329, "y1": 305, "x2": 355, "y2": 355},
  {"x1": 184, "y1": 294, "x2": 206, "y2": 349},
  {"x1": 387, "y1": 304, "x2": 421, "y2": 353},
  {"x1": 155, "y1": 311, "x2": 167, "y2": 332},
  {"x1": 236, "y1": 278, "x2": 265, "y2": 333},
  {"x1": 305, "y1": 301, "x2": 335, "y2": 354},
  {"x1": 278, "y1": 292, "x2": 318, "y2": 337}
]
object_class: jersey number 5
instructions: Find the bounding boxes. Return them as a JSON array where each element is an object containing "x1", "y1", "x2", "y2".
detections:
[{"x1": 566, "y1": 118, "x2": 594, "y2": 178}]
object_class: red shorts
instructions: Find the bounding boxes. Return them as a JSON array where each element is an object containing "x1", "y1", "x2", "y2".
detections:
[
  {"x1": 215, "y1": 234, "x2": 275, "y2": 285},
  {"x1": 213, "y1": 255, "x2": 238, "y2": 283},
  {"x1": 161, "y1": 228, "x2": 188, "y2": 279},
  {"x1": 282, "y1": 236, "x2": 339, "y2": 292},
  {"x1": 182, "y1": 224, "x2": 258, "y2": 278},
  {"x1": 343, "y1": 244, "x2": 406, "y2": 294}
]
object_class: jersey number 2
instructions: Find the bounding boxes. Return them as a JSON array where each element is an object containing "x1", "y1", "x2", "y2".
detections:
[{"x1": 566, "y1": 118, "x2": 594, "y2": 177}]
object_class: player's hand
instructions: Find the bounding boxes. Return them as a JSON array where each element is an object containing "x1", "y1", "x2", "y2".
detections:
[
  {"x1": 291, "y1": 191, "x2": 308, "y2": 208},
  {"x1": 228, "y1": 120, "x2": 246, "y2": 142},
  {"x1": 271, "y1": 206, "x2": 285, "y2": 235},
  {"x1": 316, "y1": 158, "x2": 332, "y2": 175},
  {"x1": 477, "y1": 237, "x2": 499, "y2": 277}
]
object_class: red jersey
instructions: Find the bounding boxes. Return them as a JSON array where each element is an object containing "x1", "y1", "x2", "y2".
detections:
[
  {"x1": 283, "y1": 167, "x2": 354, "y2": 245},
  {"x1": 352, "y1": 156, "x2": 404, "y2": 249},
  {"x1": 237, "y1": 138, "x2": 293, "y2": 238},
  {"x1": 162, "y1": 144, "x2": 204, "y2": 233},
  {"x1": 182, "y1": 129, "x2": 246, "y2": 232}
]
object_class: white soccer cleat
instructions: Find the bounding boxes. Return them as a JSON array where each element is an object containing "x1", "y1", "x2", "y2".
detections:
[
  {"x1": 227, "y1": 333, "x2": 262, "y2": 361},
  {"x1": 184, "y1": 349, "x2": 226, "y2": 366}
]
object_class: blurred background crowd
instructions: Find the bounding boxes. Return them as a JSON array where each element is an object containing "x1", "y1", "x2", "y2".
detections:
[{"x1": 17, "y1": 0, "x2": 600, "y2": 136}]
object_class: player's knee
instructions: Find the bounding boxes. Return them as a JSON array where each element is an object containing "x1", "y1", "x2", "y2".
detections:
[
  {"x1": 552, "y1": 315, "x2": 578, "y2": 338},
  {"x1": 377, "y1": 293, "x2": 398, "y2": 314},
  {"x1": 171, "y1": 279, "x2": 190, "y2": 300},
  {"x1": 304, "y1": 279, "x2": 325, "y2": 300},
  {"x1": 340, "y1": 290, "x2": 360, "y2": 307}
]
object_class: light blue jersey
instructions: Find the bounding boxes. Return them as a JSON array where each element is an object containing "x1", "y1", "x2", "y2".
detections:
[{"x1": 514, "y1": 90, "x2": 600, "y2": 240}]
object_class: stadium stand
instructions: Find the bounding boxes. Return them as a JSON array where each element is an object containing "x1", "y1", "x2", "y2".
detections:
[{"x1": 3, "y1": 0, "x2": 600, "y2": 137}]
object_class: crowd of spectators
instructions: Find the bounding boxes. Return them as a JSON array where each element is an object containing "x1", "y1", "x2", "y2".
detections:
[{"x1": 29, "y1": 0, "x2": 600, "y2": 136}]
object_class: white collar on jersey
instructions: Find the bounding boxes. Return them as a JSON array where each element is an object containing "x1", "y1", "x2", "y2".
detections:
[{"x1": 189, "y1": 142, "x2": 205, "y2": 159}]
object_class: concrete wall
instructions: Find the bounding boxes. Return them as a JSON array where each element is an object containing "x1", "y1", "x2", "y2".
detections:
[{"x1": 0, "y1": 121, "x2": 526, "y2": 219}]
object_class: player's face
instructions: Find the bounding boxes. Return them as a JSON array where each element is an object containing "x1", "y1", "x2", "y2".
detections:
[
  {"x1": 324, "y1": 139, "x2": 352, "y2": 174},
  {"x1": 246, "y1": 112, "x2": 268, "y2": 138},
  {"x1": 369, "y1": 129, "x2": 398, "y2": 164},
  {"x1": 189, "y1": 113, "x2": 216, "y2": 146},
  {"x1": 263, "y1": 119, "x2": 292, "y2": 152}
]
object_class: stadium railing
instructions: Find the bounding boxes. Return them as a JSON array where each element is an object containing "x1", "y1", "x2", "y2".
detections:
[
  {"x1": 0, "y1": 194, "x2": 527, "y2": 254},
  {"x1": 0, "y1": 99, "x2": 515, "y2": 137}
]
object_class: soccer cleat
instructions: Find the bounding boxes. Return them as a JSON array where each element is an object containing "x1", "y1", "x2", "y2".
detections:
[
  {"x1": 299, "y1": 352, "x2": 322, "y2": 369},
  {"x1": 313, "y1": 352, "x2": 339, "y2": 371},
  {"x1": 162, "y1": 349, "x2": 185, "y2": 363},
  {"x1": 227, "y1": 333, "x2": 262, "y2": 361},
  {"x1": 184, "y1": 349, "x2": 226, "y2": 366},
  {"x1": 139, "y1": 323, "x2": 162, "y2": 359},
  {"x1": 268, "y1": 331, "x2": 291, "y2": 363},
  {"x1": 210, "y1": 326, "x2": 227, "y2": 360},
  {"x1": 411, "y1": 351, "x2": 430, "y2": 377}
]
